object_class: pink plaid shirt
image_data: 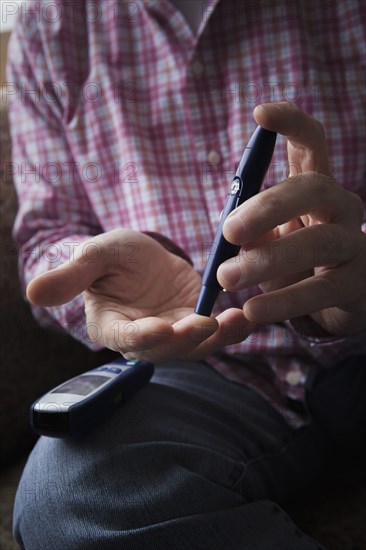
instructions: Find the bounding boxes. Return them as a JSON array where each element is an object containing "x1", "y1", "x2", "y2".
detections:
[{"x1": 7, "y1": 0, "x2": 366, "y2": 426}]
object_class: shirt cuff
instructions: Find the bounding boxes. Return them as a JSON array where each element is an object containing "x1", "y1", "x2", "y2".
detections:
[
  {"x1": 285, "y1": 316, "x2": 366, "y2": 367},
  {"x1": 286, "y1": 315, "x2": 339, "y2": 343}
]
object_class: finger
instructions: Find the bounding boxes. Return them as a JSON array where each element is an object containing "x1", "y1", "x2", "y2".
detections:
[
  {"x1": 90, "y1": 314, "x2": 175, "y2": 353},
  {"x1": 26, "y1": 241, "x2": 106, "y2": 306},
  {"x1": 26, "y1": 228, "x2": 148, "y2": 306},
  {"x1": 124, "y1": 314, "x2": 219, "y2": 363},
  {"x1": 218, "y1": 224, "x2": 356, "y2": 291},
  {"x1": 223, "y1": 172, "x2": 360, "y2": 247},
  {"x1": 243, "y1": 265, "x2": 359, "y2": 324},
  {"x1": 186, "y1": 308, "x2": 253, "y2": 360},
  {"x1": 253, "y1": 102, "x2": 331, "y2": 176},
  {"x1": 259, "y1": 270, "x2": 312, "y2": 293}
]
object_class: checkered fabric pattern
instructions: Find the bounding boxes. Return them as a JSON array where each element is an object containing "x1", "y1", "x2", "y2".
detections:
[{"x1": 7, "y1": 0, "x2": 366, "y2": 425}]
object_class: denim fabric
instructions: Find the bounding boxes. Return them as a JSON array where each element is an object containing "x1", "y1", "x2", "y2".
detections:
[{"x1": 14, "y1": 358, "x2": 365, "y2": 550}]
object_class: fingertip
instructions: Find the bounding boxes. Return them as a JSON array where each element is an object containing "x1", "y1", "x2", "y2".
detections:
[
  {"x1": 186, "y1": 316, "x2": 218, "y2": 347},
  {"x1": 192, "y1": 312, "x2": 219, "y2": 331},
  {"x1": 26, "y1": 278, "x2": 37, "y2": 305},
  {"x1": 26, "y1": 275, "x2": 49, "y2": 306},
  {"x1": 253, "y1": 102, "x2": 278, "y2": 129},
  {"x1": 253, "y1": 101, "x2": 298, "y2": 132},
  {"x1": 209, "y1": 308, "x2": 254, "y2": 347},
  {"x1": 25, "y1": 267, "x2": 80, "y2": 307},
  {"x1": 173, "y1": 313, "x2": 218, "y2": 341},
  {"x1": 253, "y1": 103, "x2": 267, "y2": 125},
  {"x1": 243, "y1": 298, "x2": 267, "y2": 323}
]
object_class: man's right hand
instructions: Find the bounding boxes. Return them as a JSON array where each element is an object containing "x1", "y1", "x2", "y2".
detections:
[{"x1": 27, "y1": 229, "x2": 250, "y2": 362}]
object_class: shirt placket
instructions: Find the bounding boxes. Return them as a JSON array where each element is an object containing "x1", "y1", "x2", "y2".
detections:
[
  {"x1": 144, "y1": 0, "x2": 230, "y2": 270},
  {"x1": 184, "y1": 12, "x2": 234, "y2": 271}
]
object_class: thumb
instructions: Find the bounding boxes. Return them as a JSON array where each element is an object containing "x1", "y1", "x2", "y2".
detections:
[{"x1": 27, "y1": 243, "x2": 105, "y2": 307}]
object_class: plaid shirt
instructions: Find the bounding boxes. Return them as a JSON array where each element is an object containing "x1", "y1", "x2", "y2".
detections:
[{"x1": 7, "y1": 0, "x2": 366, "y2": 426}]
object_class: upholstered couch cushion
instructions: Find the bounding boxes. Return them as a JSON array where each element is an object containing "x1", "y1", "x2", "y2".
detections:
[{"x1": 0, "y1": 97, "x2": 115, "y2": 467}]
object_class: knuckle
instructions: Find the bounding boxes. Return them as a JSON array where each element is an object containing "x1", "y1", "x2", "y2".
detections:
[
  {"x1": 306, "y1": 113, "x2": 326, "y2": 142},
  {"x1": 261, "y1": 188, "x2": 284, "y2": 215},
  {"x1": 316, "y1": 274, "x2": 345, "y2": 304},
  {"x1": 294, "y1": 170, "x2": 326, "y2": 193},
  {"x1": 315, "y1": 223, "x2": 345, "y2": 263},
  {"x1": 321, "y1": 224, "x2": 360, "y2": 264},
  {"x1": 317, "y1": 173, "x2": 336, "y2": 197},
  {"x1": 83, "y1": 294, "x2": 95, "y2": 315}
]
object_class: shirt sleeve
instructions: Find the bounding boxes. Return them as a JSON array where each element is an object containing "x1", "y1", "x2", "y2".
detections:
[
  {"x1": 284, "y1": 317, "x2": 366, "y2": 368},
  {"x1": 7, "y1": 17, "x2": 103, "y2": 348}
]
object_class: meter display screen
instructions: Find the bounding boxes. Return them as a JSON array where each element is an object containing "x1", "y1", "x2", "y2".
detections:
[{"x1": 51, "y1": 375, "x2": 110, "y2": 396}]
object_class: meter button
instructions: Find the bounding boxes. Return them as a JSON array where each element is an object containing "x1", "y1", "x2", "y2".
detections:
[
  {"x1": 105, "y1": 367, "x2": 122, "y2": 374},
  {"x1": 230, "y1": 180, "x2": 240, "y2": 194},
  {"x1": 98, "y1": 366, "x2": 122, "y2": 374}
]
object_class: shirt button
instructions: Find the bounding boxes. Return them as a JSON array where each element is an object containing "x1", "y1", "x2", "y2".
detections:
[
  {"x1": 191, "y1": 60, "x2": 204, "y2": 76},
  {"x1": 286, "y1": 370, "x2": 303, "y2": 386},
  {"x1": 207, "y1": 150, "x2": 221, "y2": 164}
]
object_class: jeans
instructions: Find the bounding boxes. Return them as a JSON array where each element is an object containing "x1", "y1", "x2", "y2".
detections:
[{"x1": 13, "y1": 357, "x2": 366, "y2": 549}]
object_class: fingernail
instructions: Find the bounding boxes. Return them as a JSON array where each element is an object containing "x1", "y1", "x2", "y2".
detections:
[
  {"x1": 218, "y1": 264, "x2": 242, "y2": 290},
  {"x1": 225, "y1": 209, "x2": 238, "y2": 223},
  {"x1": 223, "y1": 213, "x2": 241, "y2": 236}
]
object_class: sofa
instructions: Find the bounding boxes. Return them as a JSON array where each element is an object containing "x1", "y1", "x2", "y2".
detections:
[
  {"x1": 1, "y1": 96, "x2": 366, "y2": 550},
  {"x1": 0, "y1": 96, "x2": 116, "y2": 548}
]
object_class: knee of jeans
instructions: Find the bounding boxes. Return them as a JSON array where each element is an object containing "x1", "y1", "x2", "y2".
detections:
[
  {"x1": 12, "y1": 438, "x2": 70, "y2": 548},
  {"x1": 12, "y1": 432, "x2": 246, "y2": 548},
  {"x1": 12, "y1": 474, "x2": 40, "y2": 547}
]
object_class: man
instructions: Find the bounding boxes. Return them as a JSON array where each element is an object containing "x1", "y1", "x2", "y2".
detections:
[{"x1": 8, "y1": 0, "x2": 366, "y2": 548}]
